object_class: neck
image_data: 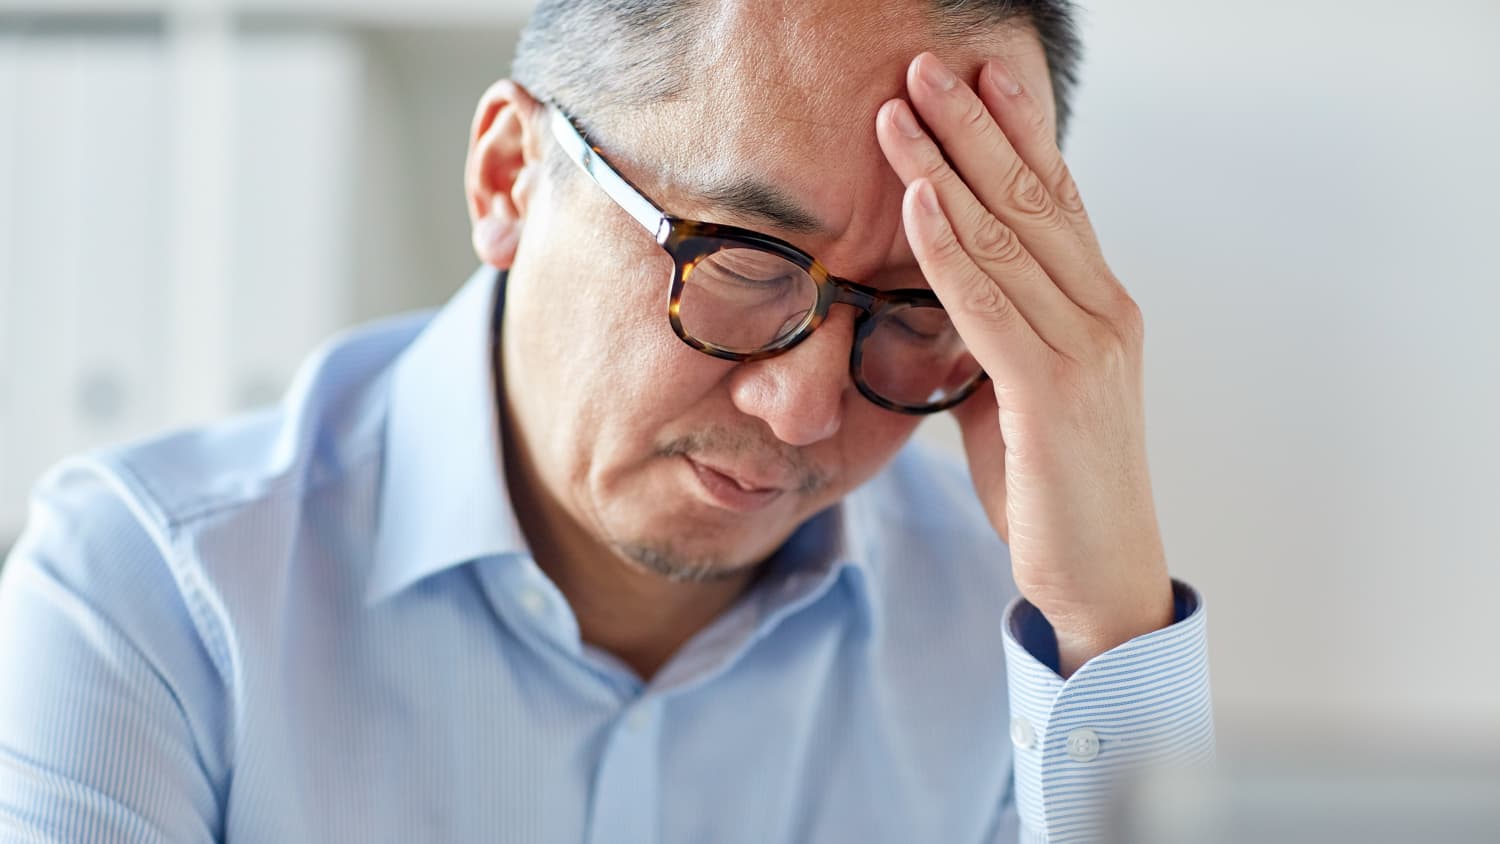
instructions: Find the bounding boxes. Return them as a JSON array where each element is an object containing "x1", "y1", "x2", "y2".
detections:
[{"x1": 499, "y1": 402, "x2": 760, "y2": 684}]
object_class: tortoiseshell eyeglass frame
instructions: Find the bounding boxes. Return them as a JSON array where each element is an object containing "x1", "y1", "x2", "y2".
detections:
[{"x1": 544, "y1": 103, "x2": 987, "y2": 415}]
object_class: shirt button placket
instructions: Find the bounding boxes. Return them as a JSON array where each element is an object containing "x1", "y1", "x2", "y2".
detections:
[{"x1": 584, "y1": 700, "x2": 662, "y2": 844}]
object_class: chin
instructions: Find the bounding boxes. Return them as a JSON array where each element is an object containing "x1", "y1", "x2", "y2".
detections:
[
  {"x1": 613, "y1": 542, "x2": 760, "y2": 584},
  {"x1": 602, "y1": 502, "x2": 800, "y2": 583}
]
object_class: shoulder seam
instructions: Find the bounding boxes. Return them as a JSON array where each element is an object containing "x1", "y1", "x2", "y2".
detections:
[{"x1": 116, "y1": 436, "x2": 385, "y2": 533}]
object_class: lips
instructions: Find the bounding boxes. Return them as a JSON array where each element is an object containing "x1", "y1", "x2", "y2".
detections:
[
  {"x1": 683, "y1": 457, "x2": 787, "y2": 512},
  {"x1": 691, "y1": 459, "x2": 785, "y2": 493}
]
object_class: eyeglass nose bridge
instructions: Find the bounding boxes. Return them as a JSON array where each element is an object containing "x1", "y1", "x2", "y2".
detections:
[{"x1": 821, "y1": 275, "x2": 888, "y2": 321}]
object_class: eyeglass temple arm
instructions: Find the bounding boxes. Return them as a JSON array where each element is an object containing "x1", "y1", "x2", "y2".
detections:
[{"x1": 546, "y1": 106, "x2": 669, "y2": 240}]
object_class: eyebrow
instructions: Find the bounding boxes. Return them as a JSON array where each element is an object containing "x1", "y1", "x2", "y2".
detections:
[{"x1": 694, "y1": 177, "x2": 827, "y2": 236}]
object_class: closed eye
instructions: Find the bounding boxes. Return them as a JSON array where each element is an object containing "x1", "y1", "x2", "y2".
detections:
[{"x1": 890, "y1": 314, "x2": 945, "y2": 341}]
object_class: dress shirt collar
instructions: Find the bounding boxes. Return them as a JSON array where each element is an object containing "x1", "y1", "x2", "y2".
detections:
[
  {"x1": 755, "y1": 500, "x2": 879, "y2": 633},
  {"x1": 366, "y1": 265, "x2": 526, "y2": 604},
  {"x1": 365, "y1": 265, "x2": 881, "y2": 634}
]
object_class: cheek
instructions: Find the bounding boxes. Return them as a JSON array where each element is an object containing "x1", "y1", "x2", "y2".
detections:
[
  {"x1": 591, "y1": 311, "x2": 724, "y2": 439},
  {"x1": 508, "y1": 213, "x2": 671, "y2": 392},
  {"x1": 505, "y1": 232, "x2": 729, "y2": 475},
  {"x1": 823, "y1": 401, "x2": 924, "y2": 495},
  {"x1": 582, "y1": 261, "x2": 727, "y2": 427}
]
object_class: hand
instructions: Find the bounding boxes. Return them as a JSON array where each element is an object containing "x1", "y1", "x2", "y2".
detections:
[{"x1": 876, "y1": 53, "x2": 1174, "y2": 677}]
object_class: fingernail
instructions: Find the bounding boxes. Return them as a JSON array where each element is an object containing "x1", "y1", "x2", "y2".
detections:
[
  {"x1": 917, "y1": 181, "x2": 941, "y2": 215},
  {"x1": 890, "y1": 101, "x2": 923, "y2": 139},
  {"x1": 986, "y1": 61, "x2": 1022, "y2": 96},
  {"x1": 918, "y1": 54, "x2": 956, "y2": 92}
]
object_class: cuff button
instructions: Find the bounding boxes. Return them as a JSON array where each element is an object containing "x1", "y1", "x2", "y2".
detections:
[{"x1": 1065, "y1": 727, "x2": 1100, "y2": 762}]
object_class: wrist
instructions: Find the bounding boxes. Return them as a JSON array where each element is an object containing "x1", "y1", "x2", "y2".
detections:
[{"x1": 1048, "y1": 579, "x2": 1175, "y2": 678}]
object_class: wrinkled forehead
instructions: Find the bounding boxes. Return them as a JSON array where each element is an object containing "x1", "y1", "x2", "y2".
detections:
[{"x1": 617, "y1": 0, "x2": 1054, "y2": 235}]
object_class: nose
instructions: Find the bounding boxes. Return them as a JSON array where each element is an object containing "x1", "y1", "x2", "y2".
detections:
[{"x1": 727, "y1": 306, "x2": 857, "y2": 447}]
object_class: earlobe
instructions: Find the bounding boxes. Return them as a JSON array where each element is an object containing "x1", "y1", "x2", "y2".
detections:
[{"x1": 472, "y1": 197, "x2": 521, "y2": 268}]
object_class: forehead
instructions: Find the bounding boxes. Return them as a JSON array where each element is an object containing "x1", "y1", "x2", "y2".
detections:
[
  {"x1": 703, "y1": 1, "x2": 1050, "y2": 115},
  {"x1": 624, "y1": 0, "x2": 1055, "y2": 228}
]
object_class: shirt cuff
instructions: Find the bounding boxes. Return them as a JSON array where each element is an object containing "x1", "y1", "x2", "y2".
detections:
[{"x1": 1002, "y1": 579, "x2": 1214, "y2": 843}]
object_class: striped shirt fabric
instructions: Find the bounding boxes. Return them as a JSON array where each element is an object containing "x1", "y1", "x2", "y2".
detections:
[{"x1": 0, "y1": 266, "x2": 1213, "y2": 843}]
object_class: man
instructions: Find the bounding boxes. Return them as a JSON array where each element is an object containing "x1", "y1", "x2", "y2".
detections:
[{"x1": 0, "y1": 1, "x2": 1212, "y2": 842}]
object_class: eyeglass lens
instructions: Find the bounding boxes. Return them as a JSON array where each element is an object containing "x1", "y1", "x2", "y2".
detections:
[{"x1": 676, "y1": 246, "x2": 982, "y2": 410}]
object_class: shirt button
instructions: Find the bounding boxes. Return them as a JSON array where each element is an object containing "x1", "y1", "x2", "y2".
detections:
[
  {"x1": 519, "y1": 588, "x2": 548, "y2": 618},
  {"x1": 1010, "y1": 717, "x2": 1035, "y2": 750},
  {"x1": 1066, "y1": 727, "x2": 1100, "y2": 762}
]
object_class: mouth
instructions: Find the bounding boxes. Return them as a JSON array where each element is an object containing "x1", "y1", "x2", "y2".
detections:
[{"x1": 682, "y1": 456, "x2": 787, "y2": 513}]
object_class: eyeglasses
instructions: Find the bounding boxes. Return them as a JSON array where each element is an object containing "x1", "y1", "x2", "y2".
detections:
[{"x1": 545, "y1": 104, "x2": 987, "y2": 415}]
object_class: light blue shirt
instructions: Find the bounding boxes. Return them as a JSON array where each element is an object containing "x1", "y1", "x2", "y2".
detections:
[{"x1": 0, "y1": 267, "x2": 1212, "y2": 844}]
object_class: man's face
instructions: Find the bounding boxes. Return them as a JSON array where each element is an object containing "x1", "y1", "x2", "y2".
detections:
[{"x1": 499, "y1": 0, "x2": 1055, "y2": 579}]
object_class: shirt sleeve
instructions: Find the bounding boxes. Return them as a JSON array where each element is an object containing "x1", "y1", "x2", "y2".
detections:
[
  {"x1": 0, "y1": 462, "x2": 228, "y2": 843},
  {"x1": 997, "y1": 580, "x2": 1214, "y2": 844}
]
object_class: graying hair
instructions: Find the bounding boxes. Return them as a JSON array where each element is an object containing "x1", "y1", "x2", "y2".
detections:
[{"x1": 511, "y1": 0, "x2": 1084, "y2": 144}]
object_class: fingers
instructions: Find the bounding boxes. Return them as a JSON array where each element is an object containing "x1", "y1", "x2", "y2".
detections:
[
  {"x1": 901, "y1": 178, "x2": 1049, "y2": 392},
  {"x1": 976, "y1": 60, "x2": 1104, "y2": 258},
  {"x1": 899, "y1": 52, "x2": 1124, "y2": 322},
  {"x1": 878, "y1": 98, "x2": 1087, "y2": 356}
]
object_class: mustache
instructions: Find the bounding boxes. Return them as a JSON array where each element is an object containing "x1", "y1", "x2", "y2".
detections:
[{"x1": 656, "y1": 427, "x2": 830, "y2": 496}]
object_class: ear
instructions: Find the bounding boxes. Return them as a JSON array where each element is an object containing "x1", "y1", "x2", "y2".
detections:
[{"x1": 464, "y1": 80, "x2": 546, "y2": 269}]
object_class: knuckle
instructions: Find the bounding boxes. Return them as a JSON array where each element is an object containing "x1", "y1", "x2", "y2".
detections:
[
  {"x1": 1036, "y1": 155, "x2": 1085, "y2": 214},
  {"x1": 1075, "y1": 321, "x2": 1137, "y2": 380},
  {"x1": 996, "y1": 158, "x2": 1030, "y2": 198},
  {"x1": 1012, "y1": 170, "x2": 1052, "y2": 218},
  {"x1": 1114, "y1": 293, "x2": 1145, "y2": 340},
  {"x1": 958, "y1": 97, "x2": 992, "y2": 133},
  {"x1": 918, "y1": 150, "x2": 945, "y2": 180},
  {"x1": 967, "y1": 217, "x2": 1028, "y2": 267},
  {"x1": 1092, "y1": 289, "x2": 1144, "y2": 349},
  {"x1": 1084, "y1": 317, "x2": 1123, "y2": 355},
  {"x1": 919, "y1": 150, "x2": 956, "y2": 188},
  {"x1": 927, "y1": 223, "x2": 971, "y2": 266},
  {"x1": 962, "y1": 277, "x2": 1019, "y2": 330},
  {"x1": 995, "y1": 160, "x2": 1048, "y2": 218},
  {"x1": 1049, "y1": 165, "x2": 1087, "y2": 218}
]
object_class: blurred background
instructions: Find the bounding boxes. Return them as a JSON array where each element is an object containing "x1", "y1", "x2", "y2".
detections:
[{"x1": 1, "y1": 0, "x2": 1497, "y2": 804}]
